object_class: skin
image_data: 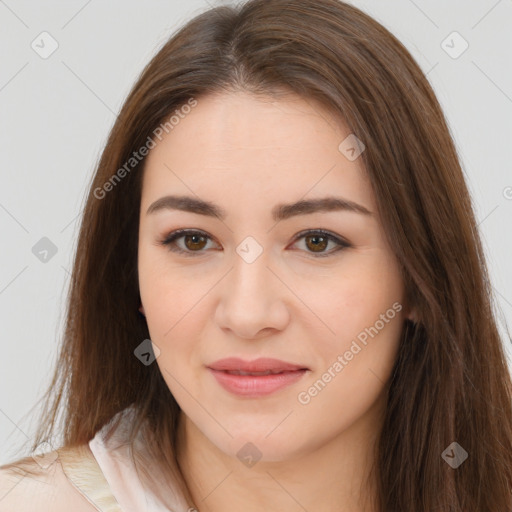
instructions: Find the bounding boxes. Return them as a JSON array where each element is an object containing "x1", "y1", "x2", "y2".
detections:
[{"x1": 138, "y1": 90, "x2": 415, "y2": 512}]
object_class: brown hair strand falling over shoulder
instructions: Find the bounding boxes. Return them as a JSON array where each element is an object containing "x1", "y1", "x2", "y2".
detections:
[{"x1": 11, "y1": 0, "x2": 512, "y2": 510}]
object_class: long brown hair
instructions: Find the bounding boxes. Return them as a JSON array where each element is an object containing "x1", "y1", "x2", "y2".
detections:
[{"x1": 5, "y1": 0, "x2": 512, "y2": 510}]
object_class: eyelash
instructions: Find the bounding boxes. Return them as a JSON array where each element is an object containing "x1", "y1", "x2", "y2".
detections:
[{"x1": 158, "y1": 229, "x2": 351, "y2": 258}]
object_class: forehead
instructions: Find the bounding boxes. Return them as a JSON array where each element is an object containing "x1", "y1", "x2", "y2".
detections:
[{"x1": 140, "y1": 91, "x2": 374, "y2": 215}]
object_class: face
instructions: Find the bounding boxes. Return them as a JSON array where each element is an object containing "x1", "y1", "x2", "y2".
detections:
[{"x1": 138, "y1": 90, "x2": 411, "y2": 462}]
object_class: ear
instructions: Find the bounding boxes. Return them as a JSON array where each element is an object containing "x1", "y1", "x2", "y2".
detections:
[
  {"x1": 139, "y1": 304, "x2": 145, "y2": 316},
  {"x1": 405, "y1": 305, "x2": 417, "y2": 323}
]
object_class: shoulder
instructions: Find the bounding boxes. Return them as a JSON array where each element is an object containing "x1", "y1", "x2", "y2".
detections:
[{"x1": 0, "y1": 446, "x2": 102, "y2": 512}]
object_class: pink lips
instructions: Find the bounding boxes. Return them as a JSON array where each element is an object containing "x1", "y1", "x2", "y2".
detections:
[{"x1": 207, "y1": 357, "x2": 309, "y2": 397}]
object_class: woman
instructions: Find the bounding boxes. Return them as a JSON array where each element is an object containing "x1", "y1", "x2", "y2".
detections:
[{"x1": 1, "y1": 0, "x2": 511, "y2": 510}]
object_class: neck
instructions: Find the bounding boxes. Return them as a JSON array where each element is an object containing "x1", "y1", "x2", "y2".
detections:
[{"x1": 176, "y1": 397, "x2": 385, "y2": 512}]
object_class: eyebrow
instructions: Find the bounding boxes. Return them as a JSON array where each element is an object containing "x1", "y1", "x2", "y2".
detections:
[{"x1": 146, "y1": 194, "x2": 373, "y2": 221}]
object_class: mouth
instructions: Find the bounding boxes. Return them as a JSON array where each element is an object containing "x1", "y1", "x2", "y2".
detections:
[
  {"x1": 206, "y1": 358, "x2": 310, "y2": 397},
  {"x1": 221, "y1": 369, "x2": 298, "y2": 376},
  {"x1": 207, "y1": 357, "x2": 309, "y2": 373}
]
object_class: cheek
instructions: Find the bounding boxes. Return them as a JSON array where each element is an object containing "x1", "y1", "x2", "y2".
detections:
[
  {"x1": 297, "y1": 255, "x2": 405, "y2": 418},
  {"x1": 295, "y1": 291, "x2": 404, "y2": 435},
  {"x1": 141, "y1": 279, "x2": 202, "y2": 356},
  {"x1": 138, "y1": 243, "x2": 191, "y2": 334},
  {"x1": 140, "y1": 270, "x2": 206, "y2": 399},
  {"x1": 295, "y1": 250, "x2": 405, "y2": 349},
  {"x1": 138, "y1": 248, "x2": 208, "y2": 376}
]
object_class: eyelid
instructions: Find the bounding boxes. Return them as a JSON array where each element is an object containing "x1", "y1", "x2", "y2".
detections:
[{"x1": 159, "y1": 228, "x2": 351, "y2": 257}]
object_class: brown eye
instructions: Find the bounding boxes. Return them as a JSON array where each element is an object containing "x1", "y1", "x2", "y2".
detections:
[
  {"x1": 160, "y1": 229, "x2": 350, "y2": 258},
  {"x1": 291, "y1": 229, "x2": 351, "y2": 257},
  {"x1": 160, "y1": 229, "x2": 217, "y2": 256},
  {"x1": 304, "y1": 234, "x2": 329, "y2": 253},
  {"x1": 183, "y1": 233, "x2": 208, "y2": 251}
]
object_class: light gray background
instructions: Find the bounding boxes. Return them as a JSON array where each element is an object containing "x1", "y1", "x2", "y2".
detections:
[{"x1": 1, "y1": 0, "x2": 511, "y2": 464}]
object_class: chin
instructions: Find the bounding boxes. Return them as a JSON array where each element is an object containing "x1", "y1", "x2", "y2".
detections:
[{"x1": 211, "y1": 427, "x2": 308, "y2": 465}]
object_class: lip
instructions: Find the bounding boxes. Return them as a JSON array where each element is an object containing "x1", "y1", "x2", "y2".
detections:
[
  {"x1": 207, "y1": 357, "x2": 308, "y2": 373},
  {"x1": 207, "y1": 357, "x2": 309, "y2": 397}
]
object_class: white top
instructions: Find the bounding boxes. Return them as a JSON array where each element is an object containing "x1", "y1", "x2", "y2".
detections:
[
  {"x1": 87, "y1": 407, "x2": 191, "y2": 512},
  {"x1": 0, "y1": 406, "x2": 192, "y2": 512}
]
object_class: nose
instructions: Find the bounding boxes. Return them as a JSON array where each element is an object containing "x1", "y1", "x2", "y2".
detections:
[{"x1": 214, "y1": 251, "x2": 290, "y2": 340}]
